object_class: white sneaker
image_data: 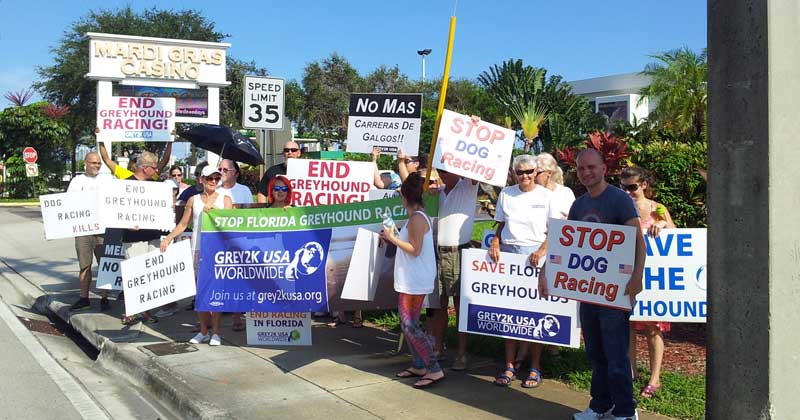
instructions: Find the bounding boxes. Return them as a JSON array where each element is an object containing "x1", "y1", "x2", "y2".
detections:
[
  {"x1": 574, "y1": 407, "x2": 614, "y2": 420},
  {"x1": 189, "y1": 332, "x2": 209, "y2": 344},
  {"x1": 612, "y1": 411, "x2": 638, "y2": 420},
  {"x1": 154, "y1": 308, "x2": 176, "y2": 318},
  {"x1": 209, "y1": 334, "x2": 222, "y2": 346}
]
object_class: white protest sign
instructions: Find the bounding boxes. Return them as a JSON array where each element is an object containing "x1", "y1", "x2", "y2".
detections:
[
  {"x1": 246, "y1": 312, "x2": 312, "y2": 346},
  {"x1": 97, "y1": 242, "x2": 125, "y2": 290},
  {"x1": 545, "y1": 218, "x2": 637, "y2": 310},
  {"x1": 243, "y1": 75, "x2": 284, "y2": 130},
  {"x1": 121, "y1": 240, "x2": 196, "y2": 316},
  {"x1": 39, "y1": 192, "x2": 103, "y2": 240},
  {"x1": 98, "y1": 179, "x2": 176, "y2": 231},
  {"x1": 286, "y1": 159, "x2": 374, "y2": 206},
  {"x1": 481, "y1": 229, "x2": 496, "y2": 249},
  {"x1": 631, "y1": 229, "x2": 707, "y2": 322},
  {"x1": 97, "y1": 97, "x2": 175, "y2": 142},
  {"x1": 432, "y1": 109, "x2": 515, "y2": 187},
  {"x1": 368, "y1": 189, "x2": 399, "y2": 201},
  {"x1": 346, "y1": 93, "x2": 422, "y2": 155},
  {"x1": 459, "y1": 249, "x2": 580, "y2": 348},
  {"x1": 342, "y1": 228, "x2": 390, "y2": 301}
]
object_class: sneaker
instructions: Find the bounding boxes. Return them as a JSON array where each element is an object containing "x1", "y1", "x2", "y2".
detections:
[
  {"x1": 154, "y1": 308, "x2": 177, "y2": 318},
  {"x1": 100, "y1": 297, "x2": 110, "y2": 312},
  {"x1": 209, "y1": 334, "x2": 222, "y2": 346},
  {"x1": 189, "y1": 332, "x2": 210, "y2": 344},
  {"x1": 452, "y1": 354, "x2": 468, "y2": 371},
  {"x1": 574, "y1": 407, "x2": 614, "y2": 420},
  {"x1": 70, "y1": 297, "x2": 91, "y2": 312}
]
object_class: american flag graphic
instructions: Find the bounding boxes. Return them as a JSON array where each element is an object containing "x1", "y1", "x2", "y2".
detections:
[
  {"x1": 549, "y1": 254, "x2": 562, "y2": 264},
  {"x1": 619, "y1": 264, "x2": 633, "y2": 274}
]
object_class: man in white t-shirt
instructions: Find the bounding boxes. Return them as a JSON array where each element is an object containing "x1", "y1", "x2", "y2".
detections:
[
  {"x1": 217, "y1": 159, "x2": 254, "y2": 206},
  {"x1": 399, "y1": 148, "x2": 479, "y2": 370},
  {"x1": 67, "y1": 152, "x2": 110, "y2": 312}
]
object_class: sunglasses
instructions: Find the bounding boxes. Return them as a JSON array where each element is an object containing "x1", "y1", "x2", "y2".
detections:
[
  {"x1": 514, "y1": 168, "x2": 536, "y2": 176},
  {"x1": 206, "y1": 176, "x2": 221, "y2": 182},
  {"x1": 404, "y1": 159, "x2": 419, "y2": 165},
  {"x1": 273, "y1": 185, "x2": 289, "y2": 192},
  {"x1": 170, "y1": 173, "x2": 182, "y2": 177},
  {"x1": 217, "y1": 167, "x2": 233, "y2": 173},
  {"x1": 620, "y1": 183, "x2": 640, "y2": 192},
  {"x1": 283, "y1": 148, "x2": 300, "y2": 153}
]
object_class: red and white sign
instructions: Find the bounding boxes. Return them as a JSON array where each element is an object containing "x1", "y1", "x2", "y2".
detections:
[
  {"x1": 96, "y1": 97, "x2": 176, "y2": 142},
  {"x1": 544, "y1": 218, "x2": 638, "y2": 310},
  {"x1": 23, "y1": 147, "x2": 38, "y2": 164},
  {"x1": 286, "y1": 159, "x2": 375, "y2": 206},
  {"x1": 432, "y1": 109, "x2": 515, "y2": 187}
]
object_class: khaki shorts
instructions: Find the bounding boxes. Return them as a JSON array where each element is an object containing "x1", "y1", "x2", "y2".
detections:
[
  {"x1": 437, "y1": 243, "x2": 471, "y2": 297},
  {"x1": 75, "y1": 235, "x2": 104, "y2": 270}
]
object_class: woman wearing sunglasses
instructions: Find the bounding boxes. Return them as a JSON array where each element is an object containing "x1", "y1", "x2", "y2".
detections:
[
  {"x1": 488, "y1": 154, "x2": 560, "y2": 389},
  {"x1": 266, "y1": 175, "x2": 293, "y2": 208},
  {"x1": 619, "y1": 165, "x2": 675, "y2": 399},
  {"x1": 160, "y1": 166, "x2": 233, "y2": 347}
]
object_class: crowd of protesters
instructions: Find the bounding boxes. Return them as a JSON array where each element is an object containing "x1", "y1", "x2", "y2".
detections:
[{"x1": 68, "y1": 128, "x2": 679, "y2": 420}]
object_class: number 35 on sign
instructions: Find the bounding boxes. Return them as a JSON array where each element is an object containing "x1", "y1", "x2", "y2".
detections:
[{"x1": 242, "y1": 75, "x2": 285, "y2": 130}]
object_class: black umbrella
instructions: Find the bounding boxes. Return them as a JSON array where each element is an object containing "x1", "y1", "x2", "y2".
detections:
[{"x1": 178, "y1": 124, "x2": 264, "y2": 166}]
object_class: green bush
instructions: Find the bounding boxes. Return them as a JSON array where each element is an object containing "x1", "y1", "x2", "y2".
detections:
[
  {"x1": 4, "y1": 156, "x2": 49, "y2": 198},
  {"x1": 632, "y1": 141, "x2": 707, "y2": 228}
]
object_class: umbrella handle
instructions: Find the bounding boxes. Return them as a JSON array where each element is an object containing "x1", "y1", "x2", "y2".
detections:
[{"x1": 217, "y1": 141, "x2": 227, "y2": 168}]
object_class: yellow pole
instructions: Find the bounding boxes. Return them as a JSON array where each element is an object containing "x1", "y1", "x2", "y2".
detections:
[{"x1": 424, "y1": 15, "x2": 457, "y2": 191}]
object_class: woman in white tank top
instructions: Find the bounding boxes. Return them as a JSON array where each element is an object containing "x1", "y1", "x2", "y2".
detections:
[
  {"x1": 160, "y1": 167, "x2": 232, "y2": 346},
  {"x1": 380, "y1": 173, "x2": 444, "y2": 389}
]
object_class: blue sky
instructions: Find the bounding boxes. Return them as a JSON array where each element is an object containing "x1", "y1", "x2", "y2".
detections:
[{"x1": 0, "y1": 0, "x2": 706, "y2": 101}]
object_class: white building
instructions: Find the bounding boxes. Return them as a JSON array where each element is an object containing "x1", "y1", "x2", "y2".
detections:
[{"x1": 568, "y1": 72, "x2": 654, "y2": 124}]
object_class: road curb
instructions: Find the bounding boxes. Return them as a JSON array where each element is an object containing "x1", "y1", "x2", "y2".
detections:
[{"x1": 1, "y1": 261, "x2": 236, "y2": 420}]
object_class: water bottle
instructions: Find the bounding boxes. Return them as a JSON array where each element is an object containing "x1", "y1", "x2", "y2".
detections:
[{"x1": 382, "y1": 212, "x2": 400, "y2": 236}]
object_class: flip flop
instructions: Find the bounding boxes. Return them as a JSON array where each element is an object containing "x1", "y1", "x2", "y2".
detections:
[
  {"x1": 352, "y1": 318, "x2": 363, "y2": 328},
  {"x1": 413, "y1": 375, "x2": 445, "y2": 389},
  {"x1": 396, "y1": 369, "x2": 425, "y2": 378},
  {"x1": 493, "y1": 367, "x2": 516, "y2": 387},
  {"x1": 521, "y1": 368, "x2": 542, "y2": 388},
  {"x1": 641, "y1": 384, "x2": 661, "y2": 398}
]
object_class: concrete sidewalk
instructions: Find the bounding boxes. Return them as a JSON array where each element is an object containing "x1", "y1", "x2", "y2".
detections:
[{"x1": 0, "y1": 206, "x2": 673, "y2": 420}]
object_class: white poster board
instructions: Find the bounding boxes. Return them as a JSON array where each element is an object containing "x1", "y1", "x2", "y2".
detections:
[
  {"x1": 39, "y1": 192, "x2": 103, "y2": 240},
  {"x1": 341, "y1": 228, "x2": 389, "y2": 301},
  {"x1": 368, "y1": 189, "x2": 399, "y2": 201},
  {"x1": 632, "y1": 229, "x2": 707, "y2": 322},
  {"x1": 243, "y1": 75, "x2": 285, "y2": 130},
  {"x1": 545, "y1": 218, "x2": 638, "y2": 310},
  {"x1": 432, "y1": 109, "x2": 515, "y2": 187},
  {"x1": 459, "y1": 249, "x2": 580, "y2": 348},
  {"x1": 246, "y1": 312, "x2": 312, "y2": 346},
  {"x1": 120, "y1": 240, "x2": 196, "y2": 316},
  {"x1": 97, "y1": 179, "x2": 176, "y2": 231},
  {"x1": 97, "y1": 97, "x2": 176, "y2": 142},
  {"x1": 346, "y1": 93, "x2": 422, "y2": 155},
  {"x1": 286, "y1": 159, "x2": 375, "y2": 206}
]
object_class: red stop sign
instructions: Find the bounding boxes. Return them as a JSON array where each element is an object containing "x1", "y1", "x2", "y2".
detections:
[{"x1": 23, "y1": 147, "x2": 38, "y2": 164}]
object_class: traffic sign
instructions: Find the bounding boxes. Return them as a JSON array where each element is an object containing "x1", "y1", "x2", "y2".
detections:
[
  {"x1": 23, "y1": 147, "x2": 38, "y2": 164},
  {"x1": 242, "y1": 75, "x2": 285, "y2": 130},
  {"x1": 25, "y1": 163, "x2": 38, "y2": 177}
]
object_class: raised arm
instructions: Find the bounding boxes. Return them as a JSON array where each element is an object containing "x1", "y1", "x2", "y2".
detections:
[
  {"x1": 97, "y1": 140, "x2": 117, "y2": 172},
  {"x1": 157, "y1": 142, "x2": 173, "y2": 173}
]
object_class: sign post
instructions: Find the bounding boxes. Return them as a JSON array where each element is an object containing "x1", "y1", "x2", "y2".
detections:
[{"x1": 243, "y1": 76, "x2": 285, "y2": 130}]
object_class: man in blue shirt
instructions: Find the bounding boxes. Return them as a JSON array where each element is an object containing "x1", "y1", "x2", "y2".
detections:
[{"x1": 539, "y1": 148, "x2": 645, "y2": 420}]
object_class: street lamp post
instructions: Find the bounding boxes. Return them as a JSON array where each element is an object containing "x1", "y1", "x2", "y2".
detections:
[{"x1": 417, "y1": 49, "x2": 432, "y2": 82}]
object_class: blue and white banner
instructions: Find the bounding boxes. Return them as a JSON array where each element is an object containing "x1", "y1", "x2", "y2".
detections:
[
  {"x1": 632, "y1": 229, "x2": 707, "y2": 323},
  {"x1": 197, "y1": 229, "x2": 331, "y2": 312},
  {"x1": 459, "y1": 248, "x2": 580, "y2": 348}
]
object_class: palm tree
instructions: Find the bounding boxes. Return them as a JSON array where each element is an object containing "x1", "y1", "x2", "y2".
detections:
[{"x1": 638, "y1": 47, "x2": 707, "y2": 142}]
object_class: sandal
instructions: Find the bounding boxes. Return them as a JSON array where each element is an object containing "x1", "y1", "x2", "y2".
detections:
[
  {"x1": 641, "y1": 384, "x2": 661, "y2": 398},
  {"x1": 327, "y1": 318, "x2": 346, "y2": 327},
  {"x1": 352, "y1": 318, "x2": 363, "y2": 328},
  {"x1": 396, "y1": 368, "x2": 425, "y2": 378},
  {"x1": 413, "y1": 374, "x2": 445, "y2": 389},
  {"x1": 521, "y1": 368, "x2": 542, "y2": 388},
  {"x1": 493, "y1": 367, "x2": 515, "y2": 387},
  {"x1": 121, "y1": 315, "x2": 138, "y2": 326}
]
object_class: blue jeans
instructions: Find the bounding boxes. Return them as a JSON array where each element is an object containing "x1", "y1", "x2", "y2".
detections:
[{"x1": 580, "y1": 303, "x2": 636, "y2": 417}]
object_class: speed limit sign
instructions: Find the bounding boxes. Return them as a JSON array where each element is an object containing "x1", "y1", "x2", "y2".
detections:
[{"x1": 242, "y1": 75, "x2": 285, "y2": 130}]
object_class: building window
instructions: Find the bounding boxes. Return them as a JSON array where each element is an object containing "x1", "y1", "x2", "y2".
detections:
[{"x1": 598, "y1": 100, "x2": 628, "y2": 122}]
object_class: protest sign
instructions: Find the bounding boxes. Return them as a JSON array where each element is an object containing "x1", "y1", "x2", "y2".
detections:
[
  {"x1": 346, "y1": 93, "x2": 422, "y2": 155},
  {"x1": 246, "y1": 312, "x2": 312, "y2": 346},
  {"x1": 545, "y1": 218, "x2": 638, "y2": 310},
  {"x1": 39, "y1": 192, "x2": 103, "y2": 240},
  {"x1": 341, "y1": 228, "x2": 390, "y2": 301},
  {"x1": 97, "y1": 96, "x2": 175, "y2": 142},
  {"x1": 121, "y1": 240, "x2": 196, "y2": 316},
  {"x1": 459, "y1": 249, "x2": 580, "y2": 347},
  {"x1": 368, "y1": 189, "x2": 399, "y2": 201},
  {"x1": 96, "y1": 230, "x2": 125, "y2": 290},
  {"x1": 286, "y1": 159, "x2": 375, "y2": 206},
  {"x1": 197, "y1": 194, "x2": 439, "y2": 312},
  {"x1": 631, "y1": 229, "x2": 707, "y2": 322},
  {"x1": 481, "y1": 229, "x2": 495, "y2": 249},
  {"x1": 432, "y1": 109, "x2": 515, "y2": 187},
  {"x1": 97, "y1": 179, "x2": 175, "y2": 231}
]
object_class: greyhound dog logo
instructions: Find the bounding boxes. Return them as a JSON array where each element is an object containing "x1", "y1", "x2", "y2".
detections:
[{"x1": 285, "y1": 241, "x2": 325, "y2": 281}]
